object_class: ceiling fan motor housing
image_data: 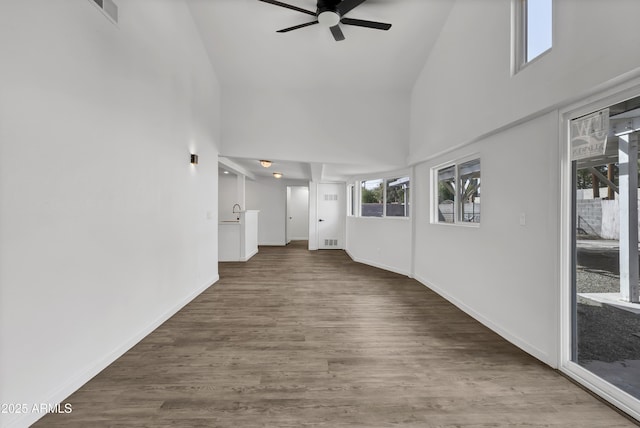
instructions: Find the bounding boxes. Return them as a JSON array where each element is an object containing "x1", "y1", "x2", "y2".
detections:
[{"x1": 317, "y1": 0, "x2": 341, "y2": 13}]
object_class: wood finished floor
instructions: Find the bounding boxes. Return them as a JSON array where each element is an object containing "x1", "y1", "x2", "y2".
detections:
[{"x1": 36, "y1": 241, "x2": 638, "y2": 427}]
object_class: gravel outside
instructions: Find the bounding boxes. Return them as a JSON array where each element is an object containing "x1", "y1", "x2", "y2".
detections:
[{"x1": 575, "y1": 245, "x2": 640, "y2": 398}]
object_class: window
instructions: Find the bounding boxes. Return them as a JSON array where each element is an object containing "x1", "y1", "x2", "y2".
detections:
[
  {"x1": 434, "y1": 159, "x2": 481, "y2": 225},
  {"x1": 361, "y1": 179, "x2": 383, "y2": 217},
  {"x1": 359, "y1": 176, "x2": 411, "y2": 218},
  {"x1": 513, "y1": 0, "x2": 552, "y2": 72},
  {"x1": 437, "y1": 166, "x2": 456, "y2": 223},
  {"x1": 459, "y1": 159, "x2": 481, "y2": 223},
  {"x1": 386, "y1": 177, "x2": 410, "y2": 217}
]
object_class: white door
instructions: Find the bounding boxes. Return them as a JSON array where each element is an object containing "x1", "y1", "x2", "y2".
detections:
[
  {"x1": 286, "y1": 186, "x2": 309, "y2": 243},
  {"x1": 317, "y1": 183, "x2": 345, "y2": 250}
]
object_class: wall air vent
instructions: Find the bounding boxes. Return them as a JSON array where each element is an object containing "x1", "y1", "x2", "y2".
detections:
[
  {"x1": 90, "y1": 0, "x2": 118, "y2": 24},
  {"x1": 324, "y1": 239, "x2": 338, "y2": 247},
  {"x1": 324, "y1": 194, "x2": 338, "y2": 201}
]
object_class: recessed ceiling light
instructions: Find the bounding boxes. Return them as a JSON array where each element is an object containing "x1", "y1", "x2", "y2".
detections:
[
  {"x1": 223, "y1": 170, "x2": 229, "y2": 174},
  {"x1": 273, "y1": 172, "x2": 283, "y2": 179},
  {"x1": 260, "y1": 160, "x2": 272, "y2": 168}
]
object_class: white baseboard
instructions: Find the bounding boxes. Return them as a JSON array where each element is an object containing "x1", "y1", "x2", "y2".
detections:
[
  {"x1": 345, "y1": 250, "x2": 411, "y2": 277},
  {"x1": 336, "y1": 250, "x2": 553, "y2": 369},
  {"x1": 14, "y1": 275, "x2": 219, "y2": 428},
  {"x1": 413, "y1": 273, "x2": 555, "y2": 368},
  {"x1": 241, "y1": 248, "x2": 259, "y2": 261}
]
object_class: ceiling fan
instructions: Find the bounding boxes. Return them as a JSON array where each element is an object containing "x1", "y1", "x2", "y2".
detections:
[{"x1": 258, "y1": 0, "x2": 392, "y2": 42}]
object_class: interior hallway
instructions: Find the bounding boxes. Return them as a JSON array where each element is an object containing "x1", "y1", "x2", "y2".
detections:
[{"x1": 35, "y1": 242, "x2": 637, "y2": 427}]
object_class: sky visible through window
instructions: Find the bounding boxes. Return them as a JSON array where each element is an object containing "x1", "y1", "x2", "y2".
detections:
[{"x1": 527, "y1": 0, "x2": 552, "y2": 62}]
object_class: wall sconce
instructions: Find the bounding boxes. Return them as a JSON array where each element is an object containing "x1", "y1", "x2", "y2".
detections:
[
  {"x1": 190, "y1": 154, "x2": 199, "y2": 165},
  {"x1": 273, "y1": 172, "x2": 283, "y2": 179},
  {"x1": 260, "y1": 160, "x2": 272, "y2": 168}
]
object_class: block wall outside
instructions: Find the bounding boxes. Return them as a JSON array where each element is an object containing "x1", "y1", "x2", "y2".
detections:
[
  {"x1": 576, "y1": 199, "x2": 640, "y2": 240},
  {"x1": 576, "y1": 199, "x2": 603, "y2": 237}
]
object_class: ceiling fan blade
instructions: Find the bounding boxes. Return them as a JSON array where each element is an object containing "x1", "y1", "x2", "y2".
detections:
[
  {"x1": 341, "y1": 17, "x2": 391, "y2": 30},
  {"x1": 330, "y1": 25, "x2": 346, "y2": 41},
  {"x1": 257, "y1": 0, "x2": 316, "y2": 16},
  {"x1": 337, "y1": 0, "x2": 368, "y2": 16},
  {"x1": 277, "y1": 21, "x2": 319, "y2": 33}
]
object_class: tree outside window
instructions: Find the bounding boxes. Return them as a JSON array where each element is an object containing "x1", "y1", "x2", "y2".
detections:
[{"x1": 361, "y1": 179, "x2": 383, "y2": 217}]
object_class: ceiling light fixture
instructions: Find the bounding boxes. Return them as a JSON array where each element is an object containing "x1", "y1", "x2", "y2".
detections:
[
  {"x1": 318, "y1": 11, "x2": 340, "y2": 28},
  {"x1": 260, "y1": 160, "x2": 272, "y2": 168},
  {"x1": 273, "y1": 172, "x2": 283, "y2": 179}
]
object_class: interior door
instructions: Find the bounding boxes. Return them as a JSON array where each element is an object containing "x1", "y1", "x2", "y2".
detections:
[{"x1": 317, "y1": 183, "x2": 345, "y2": 250}]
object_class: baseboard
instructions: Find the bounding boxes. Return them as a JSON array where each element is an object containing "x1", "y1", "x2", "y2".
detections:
[
  {"x1": 13, "y1": 275, "x2": 219, "y2": 428},
  {"x1": 413, "y1": 273, "x2": 555, "y2": 368},
  {"x1": 341, "y1": 251, "x2": 552, "y2": 368},
  {"x1": 241, "y1": 248, "x2": 259, "y2": 261},
  {"x1": 345, "y1": 249, "x2": 411, "y2": 277},
  {"x1": 258, "y1": 242, "x2": 286, "y2": 246}
]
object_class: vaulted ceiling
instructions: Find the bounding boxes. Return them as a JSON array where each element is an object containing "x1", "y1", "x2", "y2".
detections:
[{"x1": 188, "y1": 0, "x2": 454, "y2": 180}]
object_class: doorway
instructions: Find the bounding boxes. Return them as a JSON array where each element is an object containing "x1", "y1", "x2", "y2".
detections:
[
  {"x1": 286, "y1": 186, "x2": 309, "y2": 244},
  {"x1": 564, "y1": 92, "x2": 640, "y2": 419}
]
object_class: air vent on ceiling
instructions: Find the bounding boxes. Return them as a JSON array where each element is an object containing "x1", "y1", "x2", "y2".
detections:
[{"x1": 90, "y1": 0, "x2": 118, "y2": 24}]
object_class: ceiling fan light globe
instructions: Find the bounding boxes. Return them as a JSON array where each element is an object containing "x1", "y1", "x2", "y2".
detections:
[{"x1": 318, "y1": 11, "x2": 340, "y2": 27}]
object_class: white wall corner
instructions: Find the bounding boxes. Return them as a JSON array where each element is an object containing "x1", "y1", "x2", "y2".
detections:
[{"x1": 345, "y1": 249, "x2": 412, "y2": 278}]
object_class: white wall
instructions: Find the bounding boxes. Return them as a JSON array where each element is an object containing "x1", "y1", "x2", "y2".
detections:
[
  {"x1": 222, "y1": 87, "x2": 410, "y2": 169},
  {"x1": 246, "y1": 178, "x2": 308, "y2": 246},
  {"x1": 309, "y1": 182, "x2": 319, "y2": 250},
  {"x1": 413, "y1": 112, "x2": 560, "y2": 366},
  {"x1": 408, "y1": 0, "x2": 640, "y2": 370},
  {"x1": 0, "y1": 1, "x2": 221, "y2": 427},
  {"x1": 410, "y1": 0, "x2": 640, "y2": 164},
  {"x1": 346, "y1": 217, "x2": 412, "y2": 277},
  {"x1": 218, "y1": 173, "x2": 240, "y2": 222},
  {"x1": 345, "y1": 169, "x2": 413, "y2": 276}
]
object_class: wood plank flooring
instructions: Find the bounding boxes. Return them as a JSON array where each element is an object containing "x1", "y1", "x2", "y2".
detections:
[{"x1": 35, "y1": 241, "x2": 638, "y2": 427}]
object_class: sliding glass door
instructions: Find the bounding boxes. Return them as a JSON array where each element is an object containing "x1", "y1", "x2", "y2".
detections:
[{"x1": 569, "y1": 95, "x2": 640, "y2": 408}]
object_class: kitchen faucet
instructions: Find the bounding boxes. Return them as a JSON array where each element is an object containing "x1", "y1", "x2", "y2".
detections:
[{"x1": 232, "y1": 204, "x2": 241, "y2": 220}]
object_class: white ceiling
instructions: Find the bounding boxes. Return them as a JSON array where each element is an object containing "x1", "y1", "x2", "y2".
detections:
[
  {"x1": 220, "y1": 156, "x2": 400, "y2": 181},
  {"x1": 222, "y1": 157, "x2": 312, "y2": 180},
  {"x1": 188, "y1": 0, "x2": 454, "y2": 179}
]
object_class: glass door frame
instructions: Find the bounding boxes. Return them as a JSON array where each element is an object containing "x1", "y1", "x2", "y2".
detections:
[{"x1": 559, "y1": 79, "x2": 640, "y2": 421}]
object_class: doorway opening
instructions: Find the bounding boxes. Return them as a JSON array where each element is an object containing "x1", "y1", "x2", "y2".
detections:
[
  {"x1": 565, "y1": 91, "x2": 640, "y2": 419},
  {"x1": 286, "y1": 186, "x2": 309, "y2": 245}
]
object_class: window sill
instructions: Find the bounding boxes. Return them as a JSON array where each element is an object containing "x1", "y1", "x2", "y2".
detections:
[
  {"x1": 432, "y1": 221, "x2": 480, "y2": 228},
  {"x1": 513, "y1": 47, "x2": 552, "y2": 76},
  {"x1": 354, "y1": 216, "x2": 410, "y2": 221}
]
